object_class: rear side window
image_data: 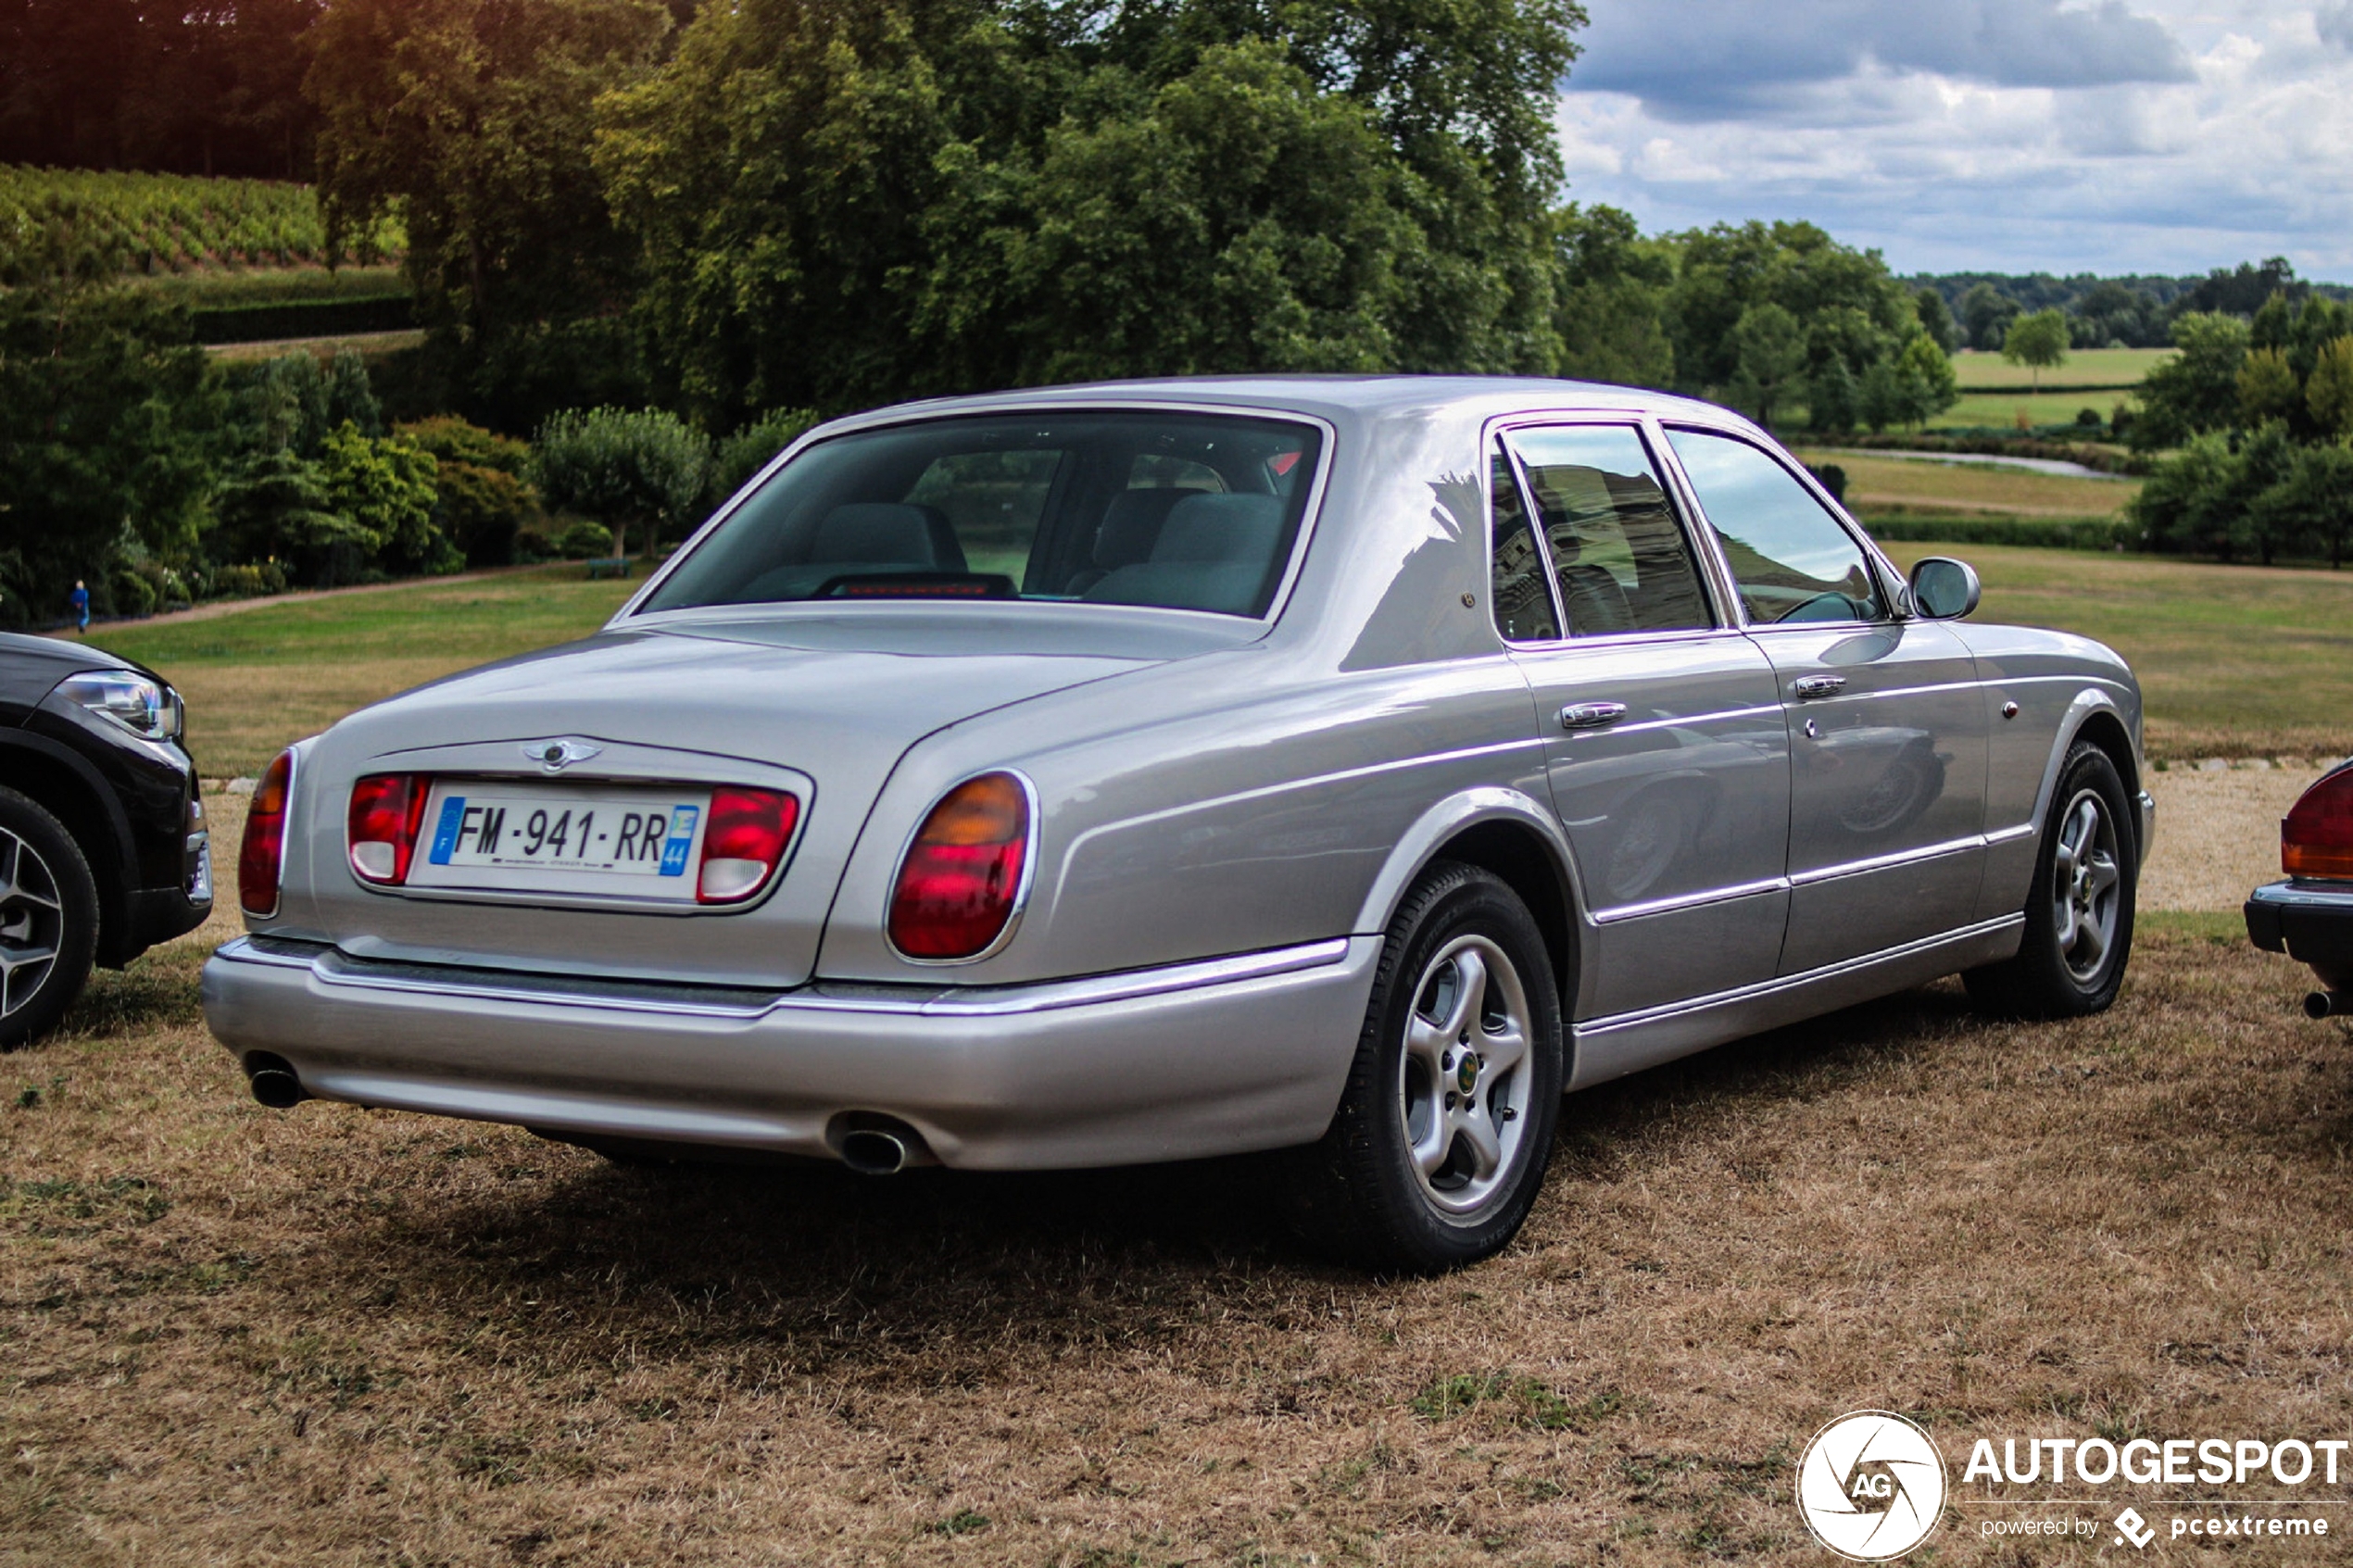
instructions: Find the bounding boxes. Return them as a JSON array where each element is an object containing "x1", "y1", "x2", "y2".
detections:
[
  {"x1": 643, "y1": 411, "x2": 1321, "y2": 619},
  {"x1": 1502, "y1": 425, "x2": 1713, "y2": 637},
  {"x1": 1666, "y1": 428, "x2": 1884, "y2": 626},
  {"x1": 1489, "y1": 444, "x2": 1560, "y2": 642}
]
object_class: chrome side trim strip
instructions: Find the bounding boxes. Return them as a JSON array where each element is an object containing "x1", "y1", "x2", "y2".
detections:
[
  {"x1": 1788, "y1": 834, "x2": 1982, "y2": 888},
  {"x1": 1576, "y1": 913, "x2": 2025, "y2": 1038},
  {"x1": 1985, "y1": 822, "x2": 2037, "y2": 846},
  {"x1": 1592, "y1": 876, "x2": 1788, "y2": 925},
  {"x1": 212, "y1": 934, "x2": 1358, "y2": 1022}
]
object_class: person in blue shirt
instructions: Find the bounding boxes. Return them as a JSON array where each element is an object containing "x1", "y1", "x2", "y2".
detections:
[{"x1": 70, "y1": 580, "x2": 89, "y2": 633}]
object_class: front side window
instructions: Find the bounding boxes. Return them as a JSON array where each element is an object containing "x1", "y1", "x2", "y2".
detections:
[
  {"x1": 642, "y1": 412, "x2": 1321, "y2": 619},
  {"x1": 1504, "y1": 424, "x2": 1713, "y2": 637},
  {"x1": 1666, "y1": 428, "x2": 1884, "y2": 626}
]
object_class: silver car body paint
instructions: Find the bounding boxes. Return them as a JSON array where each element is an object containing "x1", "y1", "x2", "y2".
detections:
[{"x1": 205, "y1": 376, "x2": 2148, "y2": 1166}]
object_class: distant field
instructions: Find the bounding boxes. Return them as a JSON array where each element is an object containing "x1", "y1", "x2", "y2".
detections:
[
  {"x1": 1879, "y1": 541, "x2": 2353, "y2": 760},
  {"x1": 1927, "y1": 390, "x2": 2140, "y2": 430},
  {"x1": 0, "y1": 165, "x2": 400, "y2": 274},
  {"x1": 1951, "y1": 345, "x2": 2172, "y2": 391},
  {"x1": 1792, "y1": 449, "x2": 2137, "y2": 519},
  {"x1": 133, "y1": 264, "x2": 409, "y2": 310},
  {"x1": 84, "y1": 568, "x2": 639, "y2": 777}
]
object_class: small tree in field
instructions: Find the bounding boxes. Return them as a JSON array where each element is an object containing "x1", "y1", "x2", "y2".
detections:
[
  {"x1": 529, "y1": 407, "x2": 711, "y2": 558},
  {"x1": 2002, "y1": 308, "x2": 2070, "y2": 392}
]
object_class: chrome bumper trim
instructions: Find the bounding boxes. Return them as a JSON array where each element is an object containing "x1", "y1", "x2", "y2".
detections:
[{"x1": 214, "y1": 935, "x2": 1354, "y2": 1021}]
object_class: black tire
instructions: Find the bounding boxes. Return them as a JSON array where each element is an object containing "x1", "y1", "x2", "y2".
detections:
[
  {"x1": 1286, "y1": 861, "x2": 1565, "y2": 1273},
  {"x1": 0, "y1": 785, "x2": 99, "y2": 1051},
  {"x1": 1965, "y1": 742, "x2": 2136, "y2": 1019}
]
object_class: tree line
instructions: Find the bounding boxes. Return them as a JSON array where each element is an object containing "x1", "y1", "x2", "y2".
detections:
[{"x1": 1916, "y1": 258, "x2": 2353, "y2": 354}]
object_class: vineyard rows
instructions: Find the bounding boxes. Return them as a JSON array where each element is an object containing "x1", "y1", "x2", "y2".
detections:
[{"x1": 1, "y1": 165, "x2": 403, "y2": 273}]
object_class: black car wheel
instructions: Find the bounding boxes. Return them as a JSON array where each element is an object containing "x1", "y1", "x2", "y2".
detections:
[
  {"x1": 0, "y1": 786, "x2": 98, "y2": 1050},
  {"x1": 1287, "y1": 861, "x2": 1564, "y2": 1273},
  {"x1": 1965, "y1": 741, "x2": 2135, "y2": 1019}
]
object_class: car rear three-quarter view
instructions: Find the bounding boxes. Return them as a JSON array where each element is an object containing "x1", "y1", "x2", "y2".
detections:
[{"x1": 203, "y1": 376, "x2": 2153, "y2": 1273}]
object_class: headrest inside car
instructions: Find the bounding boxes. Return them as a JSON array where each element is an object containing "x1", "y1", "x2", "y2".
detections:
[
  {"x1": 1151, "y1": 493, "x2": 1282, "y2": 565},
  {"x1": 812, "y1": 503, "x2": 963, "y2": 569}
]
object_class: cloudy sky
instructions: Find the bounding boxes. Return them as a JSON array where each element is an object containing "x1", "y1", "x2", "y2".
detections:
[{"x1": 1555, "y1": 1, "x2": 2353, "y2": 279}]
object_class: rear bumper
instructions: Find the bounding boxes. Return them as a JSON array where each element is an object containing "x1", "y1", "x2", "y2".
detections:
[
  {"x1": 2137, "y1": 789, "x2": 2157, "y2": 869},
  {"x1": 2246, "y1": 880, "x2": 2353, "y2": 992},
  {"x1": 201, "y1": 935, "x2": 1378, "y2": 1170}
]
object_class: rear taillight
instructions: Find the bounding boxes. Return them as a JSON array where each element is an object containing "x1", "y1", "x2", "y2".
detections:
[
  {"x1": 698, "y1": 786, "x2": 799, "y2": 904},
  {"x1": 2284, "y1": 766, "x2": 2353, "y2": 880},
  {"x1": 238, "y1": 749, "x2": 295, "y2": 917},
  {"x1": 346, "y1": 773, "x2": 431, "y2": 885},
  {"x1": 887, "y1": 772, "x2": 1031, "y2": 960}
]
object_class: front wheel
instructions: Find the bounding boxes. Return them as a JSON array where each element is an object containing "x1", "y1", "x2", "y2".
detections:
[
  {"x1": 1965, "y1": 742, "x2": 2135, "y2": 1019},
  {"x1": 1286, "y1": 861, "x2": 1564, "y2": 1273}
]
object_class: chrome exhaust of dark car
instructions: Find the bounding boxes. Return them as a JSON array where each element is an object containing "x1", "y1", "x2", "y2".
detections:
[
  {"x1": 2306, "y1": 990, "x2": 2349, "y2": 1021},
  {"x1": 243, "y1": 1051, "x2": 308, "y2": 1109}
]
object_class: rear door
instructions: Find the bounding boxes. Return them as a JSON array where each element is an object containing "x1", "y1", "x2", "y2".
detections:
[
  {"x1": 1491, "y1": 420, "x2": 1791, "y2": 1022},
  {"x1": 1661, "y1": 426, "x2": 1989, "y2": 976}
]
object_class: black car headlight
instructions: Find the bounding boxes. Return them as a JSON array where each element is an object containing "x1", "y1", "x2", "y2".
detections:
[{"x1": 57, "y1": 670, "x2": 183, "y2": 743}]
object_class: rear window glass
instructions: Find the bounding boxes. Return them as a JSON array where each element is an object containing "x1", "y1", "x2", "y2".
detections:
[{"x1": 641, "y1": 412, "x2": 1322, "y2": 619}]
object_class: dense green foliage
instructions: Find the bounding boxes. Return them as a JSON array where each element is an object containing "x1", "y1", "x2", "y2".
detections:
[
  {"x1": 528, "y1": 406, "x2": 710, "y2": 557},
  {"x1": 1919, "y1": 258, "x2": 2353, "y2": 351},
  {"x1": 2129, "y1": 291, "x2": 2353, "y2": 565}
]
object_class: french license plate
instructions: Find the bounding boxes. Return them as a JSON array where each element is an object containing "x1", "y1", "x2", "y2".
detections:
[{"x1": 404, "y1": 781, "x2": 712, "y2": 900}]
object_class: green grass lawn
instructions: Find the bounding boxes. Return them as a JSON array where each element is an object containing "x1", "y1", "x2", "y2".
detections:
[
  {"x1": 1879, "y1": 541, "x2": 2353, "y2": 760},
  {"x1": 1950, "y1": 345, "x2": 2171, "y2": 391},
  {"x1": 1792, "y1": 449, "x2": 2137, "y2": 518},
  {"x1": 69, "y1": 547, "x2": 2353, "y2": 777},
  {"x1": 86, "y1": 567, "x2": 639, "y2": 777},
  {"x1": 1926, "y1": 389, "x2": 2141, "y2": 430}
]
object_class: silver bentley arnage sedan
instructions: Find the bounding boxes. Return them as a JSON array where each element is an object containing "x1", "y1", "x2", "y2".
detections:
[{"x1": 205, "y1": 377, "x2": 2153, "y2": 1272}]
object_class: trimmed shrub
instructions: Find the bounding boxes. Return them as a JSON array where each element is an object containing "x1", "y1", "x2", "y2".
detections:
[
  {"x1": 529, "y1": 407, "x2": 710, "y2": 558},
  {"x1": 553, "y1": 519, "x2": 615, "y2": 558}
]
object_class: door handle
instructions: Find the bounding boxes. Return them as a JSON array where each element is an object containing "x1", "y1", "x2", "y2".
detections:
[
  {"x1": 1559, "y1": 700, "x2": 1628, "y2": 731},
  {"x1": 1792, "y1": 675, "x2": 1847, "y2": 700}
]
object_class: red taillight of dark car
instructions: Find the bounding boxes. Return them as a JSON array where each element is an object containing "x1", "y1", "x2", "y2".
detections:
[
  {"x1": 887, "y1": 772, "x2": 1031, "y2": 960},
  {"x1": 346, "y1": 773, "x2": 432, "y2": 885},
  {"x1": 698, "y1": 786, "x2": 799, "y2": 904},
  {"x1": 238, "y1": 749, "x2": 296, "y2": 916},
  {"x1": 2284, "y1": 766, "x2": 2353, "y2": 880}
]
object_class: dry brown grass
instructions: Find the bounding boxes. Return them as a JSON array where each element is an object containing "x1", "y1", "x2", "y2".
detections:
[{"x1": 5, "y1": 909, "x2": 2347, "y2": 1565}]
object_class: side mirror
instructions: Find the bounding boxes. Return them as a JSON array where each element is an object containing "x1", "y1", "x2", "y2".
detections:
[{"x1": 1908, "y1": 556, "x2": 1981, "y2": 621}]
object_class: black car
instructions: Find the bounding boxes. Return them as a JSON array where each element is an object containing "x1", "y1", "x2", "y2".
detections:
[
  {"x1": 2246, "y1": 758, "x2": 2353, "y2": 1019},
  {"x1": 0, "y1": 633, "x2": 210, "y2": 1047}
]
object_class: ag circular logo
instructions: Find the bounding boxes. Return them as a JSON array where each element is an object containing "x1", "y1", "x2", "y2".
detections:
[{"x1": 1796, "y1": 1411, "x2": 1947, "y2": 1561}]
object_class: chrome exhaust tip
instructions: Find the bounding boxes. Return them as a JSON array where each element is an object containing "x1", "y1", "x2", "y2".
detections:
[
  {"x1": 243, "y1": 1052, "x2": 308, "y2": 1109},
  {"x1": 2306, "y1": 990, "x2": 2350, "y2": 1021},
  {"x1": 839, "y1": 1129, "x2": 911, "y2": 1175}
]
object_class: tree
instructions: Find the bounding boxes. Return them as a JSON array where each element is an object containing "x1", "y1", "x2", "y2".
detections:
[
  {"x1": 2307, "y1": 337, "x2": 2353, "y2": 437},
  {"x1": 1551, "y1": 203, "x2": 1674, "y2": 388},
  {"x1": 2250, "y1": 440, "x2": 2353, "y2": 569},
  {"x1": 596, "y1": 0, "x2": 1586, "y2": 422},
  {"x1": 2133, "y1": 312, "x2": 2250, "y2": 450},
  {"x1": 319, "y1": 421, "x2": 450, "y2": 577},
  {"x1": 529, "y1": 406, "x2": 710, "y2": 558},
  {"x1": 2236, "y1": 346, "x2": 2300, "y2": 425},
  {"x1": 1914, "y1": 286, "x2": 1957, "y2": 353},
  {"x1": 1959, "y1": 282, "x2": 2017, "y2": 352},
  {"x1": 307, "y1": 0, "x2": 672, "y2": 425},
  {"x1": 1730, "y1": 302, "x2": 1805, "y2": 430},
  {"x1": 2001, "y1": 308, "x2": 2070, "y2": 391}
]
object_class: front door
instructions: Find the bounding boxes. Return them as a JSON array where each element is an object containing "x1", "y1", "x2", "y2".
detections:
[
  {"x1": 1661, "y1": 427, "x2": 1989, "y2": 976},
  {"x1": 1490, "y1": 421, "x2": 1791, "y2": 1022}
]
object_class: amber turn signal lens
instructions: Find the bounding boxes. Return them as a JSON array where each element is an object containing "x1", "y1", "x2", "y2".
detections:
[{"x1": 2284, "y1": 766, "x2": 2353, "y2": 880}]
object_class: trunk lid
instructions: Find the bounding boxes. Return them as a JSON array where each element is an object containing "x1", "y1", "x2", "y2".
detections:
[{"x1": 283, "y1": 609, "x2": 1209, "y2": 985}]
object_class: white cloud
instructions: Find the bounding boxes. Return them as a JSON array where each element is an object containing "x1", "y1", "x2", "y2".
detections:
[{"x1": 1556, "y1": 0, "x2": 2353, "y2": 277}]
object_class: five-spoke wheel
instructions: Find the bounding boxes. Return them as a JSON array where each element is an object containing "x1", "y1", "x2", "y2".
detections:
[{"x1": 1966, "y1": 742, "x2": 2135, "y2": 1019}]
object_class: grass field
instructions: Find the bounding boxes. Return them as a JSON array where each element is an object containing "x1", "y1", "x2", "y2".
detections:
[
  {"x1": 1793, "y1": 450, "x2": 2138, "y2": 519},
  {"x1": 91, "y1": 568, "x2": 639, "y2": 778},
  {"x1": 6, "y1": 901, "x2": 2346, "y2": 1564},
  {"x1": 1926, "y1": 390, "x2": 2139, "y2": 431},
  {"x1": 1951, "y1": 345, "x2": 2171, "y2": 391}
]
